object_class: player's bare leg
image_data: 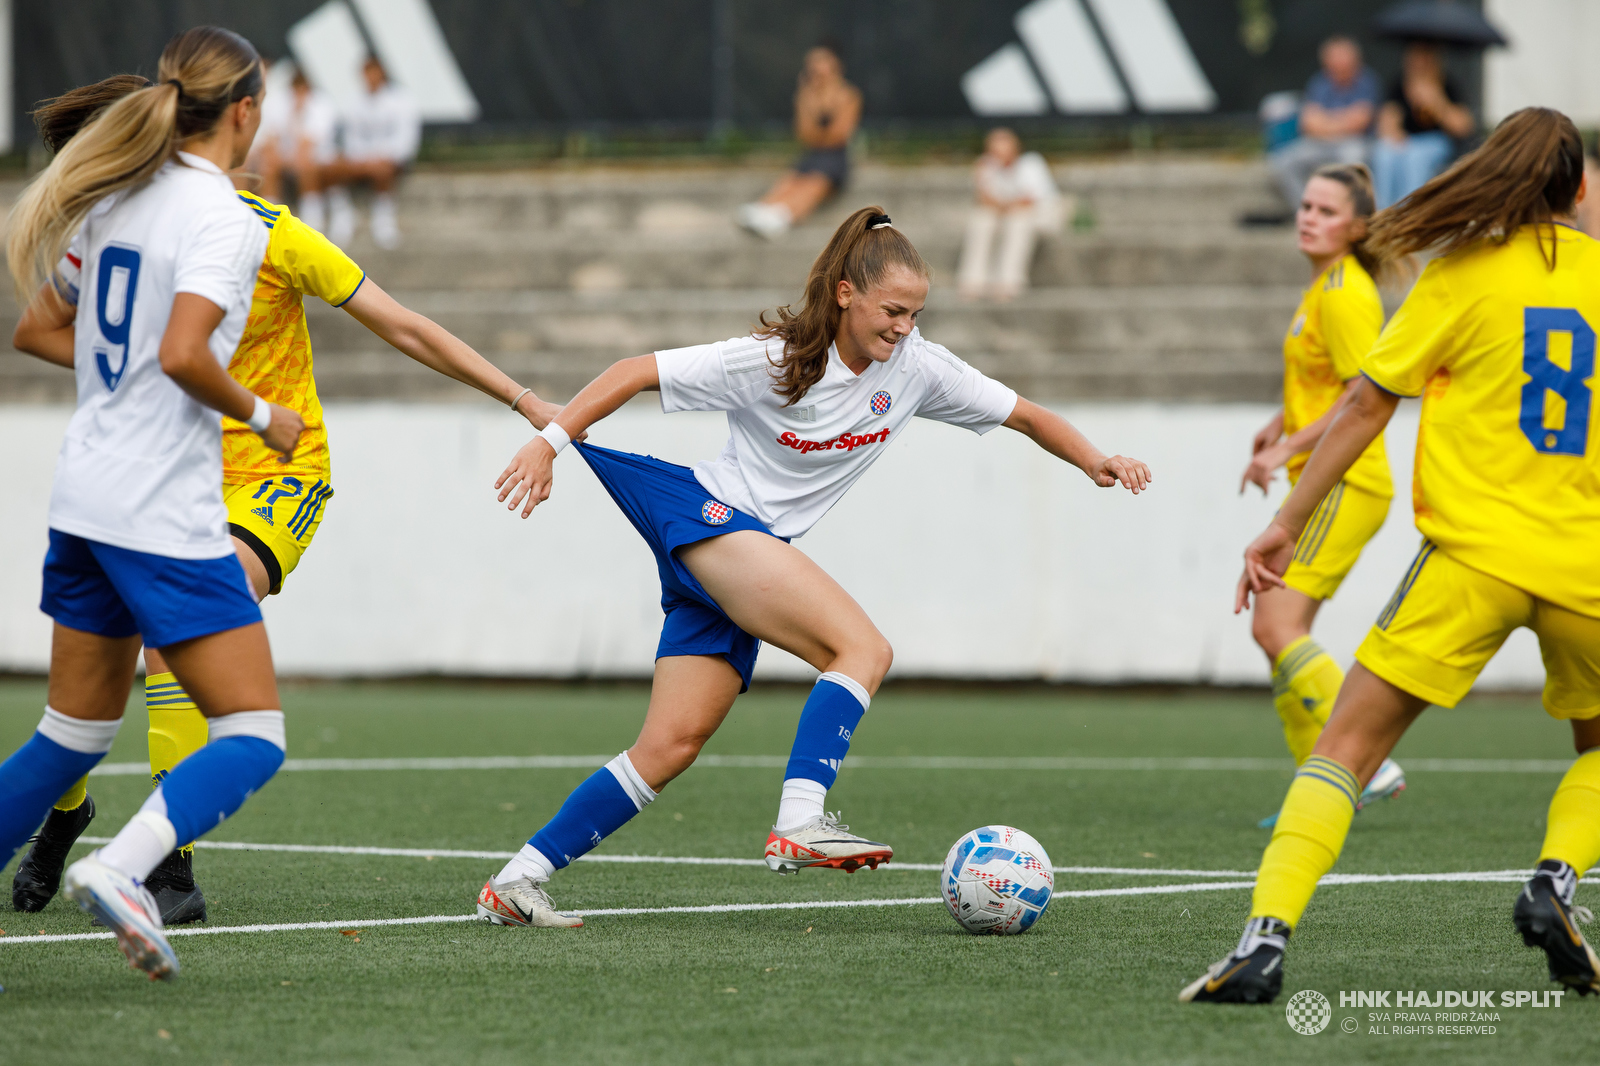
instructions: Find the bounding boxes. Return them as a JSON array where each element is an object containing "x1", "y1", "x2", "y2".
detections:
[{"x1": 681, "y1": 531, "x2": 895, "y2": 873}]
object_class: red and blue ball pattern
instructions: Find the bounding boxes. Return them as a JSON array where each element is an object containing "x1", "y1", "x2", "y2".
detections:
[
  {"x1": 869, "y1": 390, "x2": 892, "y2": 416},
  {"x1": 701, "y1": 500, "x2": 731, "y2": 525}
]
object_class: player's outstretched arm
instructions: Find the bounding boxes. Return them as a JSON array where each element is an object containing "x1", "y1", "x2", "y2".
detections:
[
  {"x1": 341, "y1": 278, "x2": 562, "y2": 430},
  {"x1": 12, "y1": 284, "x2": 76, "y2": 368},
  {"x1": 1235, "y1": 377, "x2": 1398, "y2": 612},
  {"x1": 496, "y1": 354, "x2": 660, "y2": 518},
  {"x1": 1002, "y1": 397, "x2": 1151, "y2": 493}
]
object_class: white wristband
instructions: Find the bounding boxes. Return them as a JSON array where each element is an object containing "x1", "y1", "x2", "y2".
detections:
[
  {"x1": 246, "y1": 396, "x2": 272, "y2": 434},
  {"x1": 538, "y1": 422, "x2": 572, "y2": 456}
]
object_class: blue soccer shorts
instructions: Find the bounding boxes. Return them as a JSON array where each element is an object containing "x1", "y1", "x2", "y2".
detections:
[
  {"x1": 576, "y1": 443, "x2": 782, "y2": 691},
  {"x1": 40, "y1": 529, "x2": 262, "y2": 649}
]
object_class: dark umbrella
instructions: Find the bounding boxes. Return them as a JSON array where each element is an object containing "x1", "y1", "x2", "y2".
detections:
[{"x1": 1373, "y1": 0, "x2": 1508, "y2": 47}]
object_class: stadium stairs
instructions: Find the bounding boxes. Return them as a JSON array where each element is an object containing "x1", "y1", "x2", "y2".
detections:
[{"x1": 0, "y1": 156, "x2": 1302, "y2": 405}]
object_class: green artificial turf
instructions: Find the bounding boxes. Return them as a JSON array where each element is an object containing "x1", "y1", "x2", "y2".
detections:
[{"x1": 0, "y1": 679, "x2": 1590, "y2": 1064}]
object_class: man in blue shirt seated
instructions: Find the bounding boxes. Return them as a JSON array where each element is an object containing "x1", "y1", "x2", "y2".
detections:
[{"x1": 1269, "y1": 36, "x2": 1380, "y2": 209}]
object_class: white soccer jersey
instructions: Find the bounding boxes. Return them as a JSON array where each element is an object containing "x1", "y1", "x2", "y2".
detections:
[
  {"x1": 342, "y1": 84, "x2": 421, "y2": 164},
  {"x1": 49, "y1": 152, "x2": 270, "y2": 558},
  {"x1": 657, "y1": 329, "x2": 1019, "y2": 538}
]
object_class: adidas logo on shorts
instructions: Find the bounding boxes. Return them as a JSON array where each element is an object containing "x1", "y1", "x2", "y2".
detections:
[{"x1": 252, "y1": 506, "x2": 274, "y2": 526}]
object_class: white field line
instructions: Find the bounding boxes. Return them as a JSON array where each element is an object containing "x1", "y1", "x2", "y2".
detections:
[
  {"x1": 75, "y1": 836, "x2": 1259, "y2": 876},
  {"x1": 86, "y1": 755, "x2": 1578, "y2": 776},
  {"x1": 0, "y1": 868, "x2": 1566, "y2": 947},
  {"x1": 72, "y1": 838, "x2": 1599, "y2": 882}
]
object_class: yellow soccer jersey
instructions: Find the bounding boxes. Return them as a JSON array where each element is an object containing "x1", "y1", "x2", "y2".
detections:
[
  {"x1": 1282, "y1": 254, "x2": 1392, "y2": 498},
  {"x1": 1362, "y1": 224, "x2": 1600, "y2": 618},
  {"x1": 220, "y1": 192, "x2": 365, "y2": 485}
]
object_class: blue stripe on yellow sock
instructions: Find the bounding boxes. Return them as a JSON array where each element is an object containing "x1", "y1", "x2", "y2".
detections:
[{"x1": 1299, "y1": 756, "x2": 1360, "y2": 807}]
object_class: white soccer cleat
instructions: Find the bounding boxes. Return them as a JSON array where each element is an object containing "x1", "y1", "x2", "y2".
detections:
[
  {"x1": 765, "y1": 812, "x2": 893, "y2": 875},
  {"x1": 476, "y1": 876, "x2": 583, "y2": 928},
  {"x1": 1358, "y1": 758, "x2": 1407, "y2": 809},
  {"x1": 62, "y1": 853, "x2": 178, "y2": 981}
]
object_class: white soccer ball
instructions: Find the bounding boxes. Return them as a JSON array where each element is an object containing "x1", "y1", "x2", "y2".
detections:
[{"x1": 940, "y1": 825, "x2": 1054, "y2": 935}]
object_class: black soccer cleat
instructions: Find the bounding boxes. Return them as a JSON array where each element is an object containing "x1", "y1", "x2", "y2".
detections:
[
  {"x1": 1180, "y1": 917, "x2": 1289, "y2": 1003},
  {"x1": 12, "y1": 795, "x2": 96, "y2": 912},
  {"x1": 145, "y1": 848, "x2": 208, "y2": 926},
  {"x1": 1514, "y1": 860, "x2": 1599, "y2": 995}
]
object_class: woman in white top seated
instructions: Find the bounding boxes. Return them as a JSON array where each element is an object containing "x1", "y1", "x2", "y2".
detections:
[
  {"x1": 324, "y1": 55, "x2": 421, "y2": 249},
  {"x1": 957, "y1": 128, "x2": 1065, "y2": 302}
]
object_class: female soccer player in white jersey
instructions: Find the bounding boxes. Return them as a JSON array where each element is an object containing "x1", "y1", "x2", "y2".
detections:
[
  {"x1": 1187, "y1": 108, "x2": 1600, "y2": 1004},
  {"x1": 0, "y1": 27, "x2": 289, "y2": 979},
  {"x1": 1238, "y1": 163, "x2": 1404, "y2": 827},
  {"x1": 474, "y1": 206, "x2": 1152, "y2": 927},
  {"x1": 10, "y1": 73, "x2": 565, "y2": 928}
]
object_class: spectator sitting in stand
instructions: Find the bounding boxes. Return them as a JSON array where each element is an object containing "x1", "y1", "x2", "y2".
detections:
[
  {"x1": 1266, "y1": 36, "x2": 1381, "y2": 217},
  {"x1": 957, "y1": 128, "x2": 1065, "y2": 302},
  {"x1": 1372, "y1": 43, "x2": 1474, "y2": 209},
  {"x1": 737, "y1": 44, "x2": 861, "y2": 240},
  {"x1": 324, "y1": 55, "x2": 421, "y2": 249},
  {"x1": 255, "y1": 66, "x2": 339, "y2": 233}
]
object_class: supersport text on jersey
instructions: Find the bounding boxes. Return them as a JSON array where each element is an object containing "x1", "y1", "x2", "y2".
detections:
[{"x1": 656, "y1": 329, "x2": 1017, "y2": 539}]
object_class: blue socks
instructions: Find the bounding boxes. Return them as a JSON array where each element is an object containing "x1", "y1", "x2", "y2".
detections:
[
  {"x1": 159, "y1": 735, "x2": 285, "y2": 846},
  {"x1": 0, "y1": 709, "x2": 120, "y2": 867},
  {"x1": 99, "y1": 710, "x2": 287, "y2": 881},
  {"x1": 784, "y1": 673, "x2": 870, "y2": 788},
  {"x1": 524, "y1": 753, "x2": 657, "y2": 874},
  {"x1": 776, "y1": 673, "x2": 871, "y2": 829}
]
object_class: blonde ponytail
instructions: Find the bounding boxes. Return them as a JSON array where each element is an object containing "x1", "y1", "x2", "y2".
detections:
[{"x1": 6, "y1": 26, "x2": 262, "y2": 301}]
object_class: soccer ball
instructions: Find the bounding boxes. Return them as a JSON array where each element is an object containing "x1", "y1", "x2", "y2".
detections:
[{"x1": 940, "y1": 825, "x2": 1054, "y2": 935}]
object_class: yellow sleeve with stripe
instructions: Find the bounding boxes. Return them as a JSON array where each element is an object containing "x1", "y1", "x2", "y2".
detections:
[
  {"x1": 1321, "y1": 262, "x2": 1384, "y2": 382},
  {"x1": 254, "y1": 196, "x2": 366, "y2": 307},
  {"x1": 1361, "y1": 260, "x2": 1457, "y2": 396}
]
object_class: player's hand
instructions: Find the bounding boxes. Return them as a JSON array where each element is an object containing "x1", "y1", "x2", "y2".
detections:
[
  {"x1": 1235, "y1": 520, "x2": 1297, "y2": 613},
  {"x1": 1091, "y1": 455, "x2": 1152, "y2": 494},
  {"x1": 262, "y1": 403, "x2": 305, "y2": 462},
  {"x1": 496, "y1": 438, "x2": 556, "y2": 518},
  {"x1": 1250, "y1": 419, "x2": 1281, "y2": 456},
  {"x1": 1239, "y1": 442, "x2": 1290, "y2": 496}
]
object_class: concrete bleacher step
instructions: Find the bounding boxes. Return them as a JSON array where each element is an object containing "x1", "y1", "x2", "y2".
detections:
[{"x1": 0, "y1": 155, "x2": 1302, "y2": 405}]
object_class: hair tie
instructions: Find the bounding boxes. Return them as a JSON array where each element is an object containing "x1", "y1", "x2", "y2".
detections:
[
  {"x1": 866, "y1": 213, "x2": 892, "y2": 229},
  {"x1": 166, "y1": 79, "x2": 184, "y2": 95}
]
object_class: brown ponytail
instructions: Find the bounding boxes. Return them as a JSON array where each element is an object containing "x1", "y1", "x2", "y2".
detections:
[
  {"x1": 32, "y1": 75, "x2": 152, "y2": 154},
  {"x1": 757, "y1": 206, "x2": 930, "y2": 405},
  {"x1": 7, "y1": 26, "x2": 263, "y2": 301},
  {"x1": 1310, "y1": 162, "x2": 1380, "y2": 279},
  {"x1": 1365, "y1": 107, "x2": 1584, "y2": 271}
]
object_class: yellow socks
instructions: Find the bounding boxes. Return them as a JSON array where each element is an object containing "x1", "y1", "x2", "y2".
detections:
[
  {"x1": 1271, "y1": 637, "x2": 1343, "y2": 765},
  {"x1": 1538, "y1": 748, "x2": 1600, "y2": 876},
  {"x1": 146, "y1": 672, "x2": 208, "y2": 859},
  {"x1": 1251, "y1": 755, "x2": 1359, "y2": 929},
  {"x1": 146, "y1": 672, "x2": 209, "y2": 787},
  {"x1": 54, "y1": 775, "x2": 89, "y2": 811}
]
